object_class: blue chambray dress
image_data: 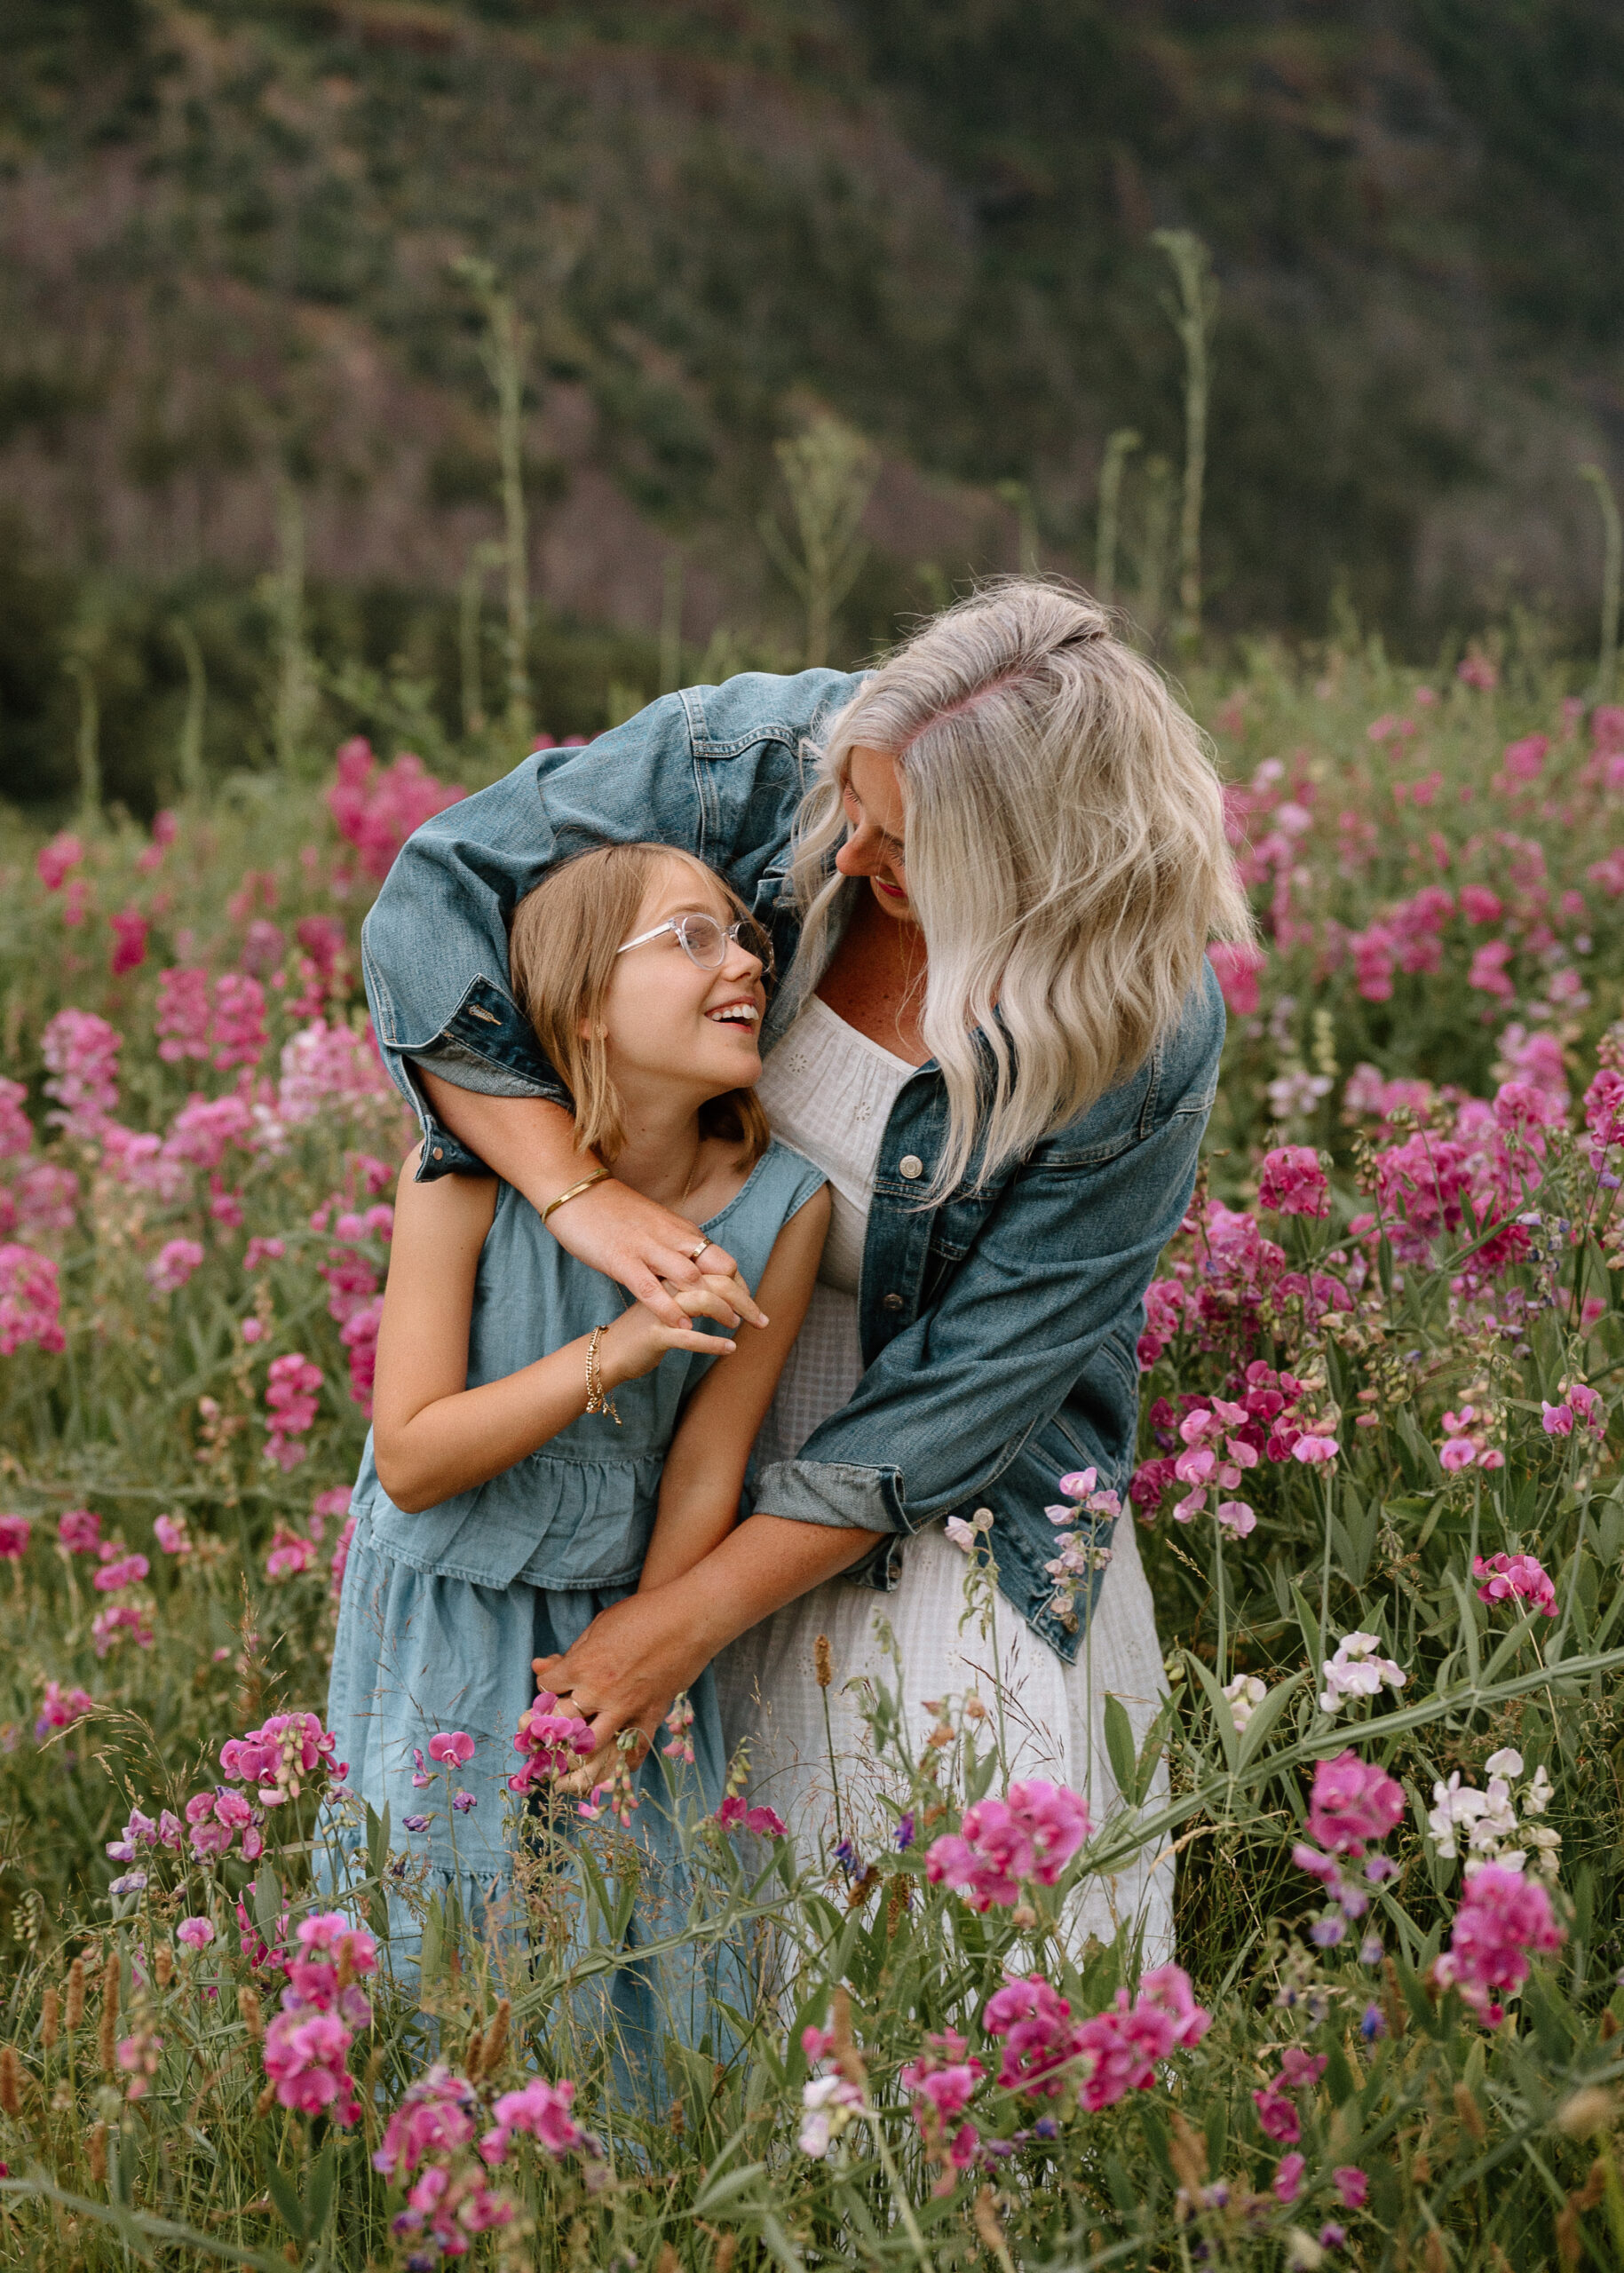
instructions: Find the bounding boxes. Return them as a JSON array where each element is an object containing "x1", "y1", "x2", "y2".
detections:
[{"x1": 323, "y1": 1137, "x2": 825, "y2": 2070}]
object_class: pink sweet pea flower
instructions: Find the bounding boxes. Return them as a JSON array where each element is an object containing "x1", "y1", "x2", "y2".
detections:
[{"x1": 427, "y1": 1730, "x2": 476, "y2": 1768}]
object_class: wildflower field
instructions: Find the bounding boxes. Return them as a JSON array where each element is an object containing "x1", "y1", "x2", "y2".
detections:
[{"x1": 9, "y1": 636, "x2": 1624, "y2": 2271}]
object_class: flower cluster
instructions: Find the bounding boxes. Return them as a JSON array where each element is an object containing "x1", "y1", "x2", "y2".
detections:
[
  {"x1": 1427, "y1": 1748, "x2": 1560, "y2": 1880},
  {"x1": 796, "y1": 2025, "x2": 866, "y2": 2160},
  {"x1": 1131, "y1": 1360, "x2": 1340, "y2": 1525},
  {"x1": 1292, "y1": 1752, "x2": 1404, "y2": 1947},
  {"x1": 900, "y1": 2031, "x2": 984, "y2": 2182},
  {"x1": 714, "y1": 1794, "x2": 788, "y2": 1837},
  {"x1": 263, "y1": 1353, "x2": 323, "y2": 1471},
  {"x1": 983, "y1": 1963, "x2": 1208, "y2": 2111},
  {"x1": 1253, "y1": 2045, "x2": 1328, "y2": 2147},
  {"x1": 261, "y1": 1914, "x2": 379, "y2": 2125},
  {"x1": 220, "y1": 1712, "x2": 339, "y2": 1805},
  {"x1": 1473, "y1": 1551, "x2": 1557, "y2": 1616},
  {"x1": 1041, "y1": 1466, "x2": 1120, "y2": 1626},
  {"x1": 1438, "y1": 1403, "x2": 1506, "y2": 1473},
  {"x1": 925, "y1": 1779, "x2": 1091, "y2": 1911},
  {"x1": 1319, "y1": 1631, "x2": 1407, "y2": 1717},
  {"x1": 1256, "y1": 1145, "x2": 1331, "y2": 1217},
  {"x1": 506, "y1": 1691, "x2": 595, "y2": 1795},
  {"x1": 328, "y1": 739, "x2": 467, "y2": 883},
  {"x1": 1436, "y1": 1862, "x2": 1565, "y2": 2024},
  {"x1": 0, "y1": 1242, "x2": 65, "y2": 1357}
]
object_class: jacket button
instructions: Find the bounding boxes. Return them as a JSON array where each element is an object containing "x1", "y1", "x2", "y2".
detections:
[
  {"x1": 882, "y1": 1292, "x2": 904, "y2": 1311},
  {"x1": 899, "y1": 1154, "x2": 924, "y2": 1180}
]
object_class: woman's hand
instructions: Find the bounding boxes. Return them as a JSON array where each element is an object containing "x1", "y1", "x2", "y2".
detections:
[
  {"x1": 598, "y1": 1269, "x2": 764, "y2": 1384},
  {"x1": 535, "y1": 1584, "x2": 715, "y2": 1790},
  {"x1": 416, "y1": 1076, "x2": 764, "y2": 1330}
]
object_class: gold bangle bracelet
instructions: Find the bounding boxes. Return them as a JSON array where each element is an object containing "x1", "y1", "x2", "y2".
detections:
[{"x1": 540, "y1": 1167, "x2": 610, "y2": 1228}]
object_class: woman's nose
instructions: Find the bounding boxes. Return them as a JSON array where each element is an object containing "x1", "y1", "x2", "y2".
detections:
[{"x1": 836, "y1": 823, "x2": 883, "y2": 876}]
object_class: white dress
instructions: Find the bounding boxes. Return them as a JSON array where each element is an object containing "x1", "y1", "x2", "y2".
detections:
[{"x1": 716, "y1": 992, "x2": 1175, "y2": 1960}]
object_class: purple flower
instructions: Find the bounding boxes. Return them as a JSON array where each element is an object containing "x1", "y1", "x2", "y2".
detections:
[
  {"x1": 895, "y1": 1812, "x2": 915, "y2": 1849},
  {"x1": 453, "y1": 1789, "x2": 477, "y2": 1814},
  {"x1": 402, "y1": 1814, "x2": 430, "y2": 1834}
]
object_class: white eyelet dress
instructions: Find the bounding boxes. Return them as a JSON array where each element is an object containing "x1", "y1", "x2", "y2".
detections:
[{"x1": 714, "y1": 992, "x2": 1175, "y2": 1961}]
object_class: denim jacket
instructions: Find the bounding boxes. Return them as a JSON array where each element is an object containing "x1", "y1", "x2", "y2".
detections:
[{"x1": 360, "y1": 670, "x2": 1224, "y2": 1662}]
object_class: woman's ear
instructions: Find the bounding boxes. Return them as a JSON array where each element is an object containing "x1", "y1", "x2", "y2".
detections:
[{"x1": 577, "y1": 1018, "x2": 608, "y2": 1041}]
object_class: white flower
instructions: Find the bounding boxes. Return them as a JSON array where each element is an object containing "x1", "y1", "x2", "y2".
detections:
[
  {"x1": 798, "y1": 2073, "x2": 862, "y2": 2158},
  {"x1": 1484, "y1": 1747, "x2": 1524, "y2": 1779},
  {"x1": 1427, "y1": 1755, "x2": 1561, "y2": 1881},
  {"x1": 1319, "y1": 1631, "x2": 1407, "y2": 1715},
  {"x1": 944, "y1": 1517, "x2": 978, "y2": 1551},
  {"x1": 1223, "y1": 1674, "x2": 1267, "y2": 1733},
  {"x1": 1523, "y1": 1763, "x2": 1554, "y2": 1818}
]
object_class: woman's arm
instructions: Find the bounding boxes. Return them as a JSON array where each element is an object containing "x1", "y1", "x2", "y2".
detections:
[
  {"x1": 372, "y1": 1152, "x2": 756, "y2": 1512},
  {"x1": 535, "y1": 1511, "x2": 883, "y2": 1778},
  {"x1": 638, "y1": 1184, "x2": 830, "y2": 1592},
  {"x1": 415, "y1": 1073, "x2": 763, "y2": 1334}
]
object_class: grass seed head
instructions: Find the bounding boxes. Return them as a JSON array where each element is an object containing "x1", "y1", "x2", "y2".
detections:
[
  {"x1": 65, "y1": 1958, "x2": 85, "y2": 2033},
  {"x1": 40, "y1": 1987, "x2": 59, "y2": 2051}
]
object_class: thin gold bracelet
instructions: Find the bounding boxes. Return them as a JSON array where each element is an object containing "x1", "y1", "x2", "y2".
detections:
[
  {"x1": 584, "y1": 1325, "x2": 621, "y2": 1425},
  {"x1": 540, "y1": 1166, "x2": 610, "y2": 1228}
]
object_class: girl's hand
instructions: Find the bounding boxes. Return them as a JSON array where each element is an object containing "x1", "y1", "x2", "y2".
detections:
[{"x1": 598, "y1": 1269, "x2": 764, "y2": 1386}]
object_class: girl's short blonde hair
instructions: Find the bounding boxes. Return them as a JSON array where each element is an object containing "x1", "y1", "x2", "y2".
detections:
[{"x1": 508, "y1": 843, "x2": 771, "y2": 1172}]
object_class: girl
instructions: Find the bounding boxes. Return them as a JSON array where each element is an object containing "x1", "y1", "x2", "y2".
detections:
[{"x1": 325, "y1": 843, "x2": 829, "y2": 2057}]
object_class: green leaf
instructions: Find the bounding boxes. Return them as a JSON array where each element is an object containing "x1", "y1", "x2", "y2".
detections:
[
  {"x1": 264, "y1": 2160, "x2": 305, "y2": 2244},
  {"x1": 693, "y1": 2161, "x2": 770, "y2": 2215},
  {"x1": 1103, "y1": 1693, "x2": 1137, "y2": 1798},
  {"x1": 1182, "y1": 1650, "x2": 1240, "y2": 1772},
  {"x1": 1236, "y1": 1670, "x2": 1309, "y2": 1770},
  {"x1": 305, "y1": 2139, "x2": 337, "y2": 2244},
  {"x1": 252, "y1": 1867, "x2": 283, "y2": 1943}
]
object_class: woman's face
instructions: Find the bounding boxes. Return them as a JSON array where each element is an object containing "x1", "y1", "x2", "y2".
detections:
[
  {"x1": 835, "y1": 744, "x2": 915, "y2": 923},
  {"x1": 598, "y1": 859, "x2": 766, "y2": 1098}
]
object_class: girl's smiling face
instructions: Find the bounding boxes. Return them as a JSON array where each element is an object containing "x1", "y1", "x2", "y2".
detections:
[{"x1": 598, "y1": 857, "x2": 767, "y2": 1100}]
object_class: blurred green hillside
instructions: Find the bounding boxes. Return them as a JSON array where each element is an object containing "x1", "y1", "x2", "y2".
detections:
[{"x1": 2, "y1": 0, "x2": 1621, "y2": 811}]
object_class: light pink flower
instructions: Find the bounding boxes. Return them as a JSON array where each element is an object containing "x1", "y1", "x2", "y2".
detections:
[
  {"x1": 36, "y1": 833, "x2": 83, "y2": 891},
  {"x1": 262, "y1": 2008, "x2": 359, "y2": 2123},
  {"x1": 41, "y1": 1009, "x2": 121, "y2": 1137},
  {"x1": 147, "y1": 1239, "x2": 205, "y2": 1295},
  {"x1": 154, "y1": 1513, "x2": 191, "y2": 1556},
  {"x1": 93, "y1": 1549, "x2": 149, "y2": 1592},
  {"x1": 176, "y1": 1916, "x2": 215, "y2": 1951},
  {"x1": 263, "y1": 1353, "x2": 322, "y2": 1470},
  {"x1": 1291, "y1": 1434, "x2": 1340, "y2": 1465},
  {"x1": 154, "y1": 967, "x2": 212, "y2": 1063},
  {"x1": 481, "y1": 2076, "x2": 583, "y2": 2161},
  {"x1": 925, "y1": 1780, "x2": 1090, "y2": 1910},
  {"x1": 0, "y1": 1077, "x2": 32, "y2": 1161}
]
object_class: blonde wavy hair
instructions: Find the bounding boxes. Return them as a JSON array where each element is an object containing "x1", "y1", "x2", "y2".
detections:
[
  {"x1": 789, "y1": 579, "x2": 1254, "y2": 1195},
  {"x1": 508, "y1": 843, "x2": 771, "y2": 1172}
]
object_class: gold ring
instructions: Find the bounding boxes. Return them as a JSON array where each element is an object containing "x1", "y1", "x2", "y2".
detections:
[{"x1": 688, "y1": 1237, "x2": 711, "y2": 1264}]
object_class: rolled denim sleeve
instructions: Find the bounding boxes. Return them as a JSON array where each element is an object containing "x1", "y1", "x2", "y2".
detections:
[{"x1": 755, "y1": 970, "x2": 1224, "y2": 1538}]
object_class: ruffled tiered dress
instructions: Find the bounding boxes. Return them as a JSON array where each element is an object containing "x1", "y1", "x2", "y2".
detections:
[{"x1": 324, "y1": 1138, "x2": 827, "y2": 2054}]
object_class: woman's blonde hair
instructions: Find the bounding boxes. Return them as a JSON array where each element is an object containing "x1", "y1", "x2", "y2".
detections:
[
  {"x1": 508, "y1": 843, "x2": 771, "y2": 1172},
  {"x1": 789, "y1": 579, "x2": 1254, "y2": 1196}
]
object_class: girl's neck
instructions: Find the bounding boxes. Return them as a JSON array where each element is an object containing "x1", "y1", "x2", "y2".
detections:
[{"x1": 607, "y1": 1079, "x2": 730, "y2": 1219}]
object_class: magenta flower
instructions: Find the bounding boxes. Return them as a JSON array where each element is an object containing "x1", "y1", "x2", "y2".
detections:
[
  {"x1": 108, "y1": 907, "x2": 149, "y2": 977},
  {"x1": 428, "y1": 1730, "x2": 476, "y2": 1768},
  {"x1": 507, "y1": 1691, "x2": 595, "y2": 1792},
  {"x1": 1252, "y1": 2084, "x2": 1300, "y2": 2143},
  {"x1": 153, "y1": 1513, "x2": 191, "y2": 1556},
  {"x1": 983, "y1": 1974, "x2": 1085, "y2": 2098},
  {"x1": 926, "y1": 1780, "x2": 1090, "y2": 1911},
  {"x1": 0, "y1": 1513, "x2": 32, "y2": 1560},
  {"x1": 481, "y1": 2076, "x2": 583, "y2": 2162},
  {"x1": 1305, "y1": 1751, "x2": 1405, "y2": 1857},
  {"x1": 1333, "y1": 2166, "x2": 1368, "y2": 2211},
  {"x1": 0, "y1": 1077, "x2": 32, "y2": 1160},
  {"x1": 1272, "y1": 2151, "x2": 1306, "y2": 2204},
  {"x1": 713, "y1": 1794, "x2": 788, "y2": 1836},
  {"x1": 36, "y1": 832, "x2": 83, "y2": 892},
  {"x1": 94, "y1": 1548, "x2": 150, "y2": 1593},
  {"x1": 0, "y1": 1242, "x2": 66, "y2": 1356},
  {"x1": 219, "y1": 1710, "x2": 337, "y2": 1803},
  {"x1": 1438, "y1": 1862, "x2": 1565, "y2": 2023},
  {"x1": 35, "y1": 1680, "x2": 94, "y2": 1741},
  {"x1": 57, "y1": 1507, "x2": 100, "y2": 1555},
  {"x1": 176, "y1": 1916, "x2": 215, "y2": 1952},
  {"x1": 1257, "y1": 1145, "x2": 1331, "y2": 1218},
  {"x1": 263, "y1": 1353, "x2": 323, "y2": 1471},
  {"x1": 262, "y1": 2009, "x2": 359, "y2": 2123},
  {"x1": 1473, "y1": 1552, "x2": 1557, "y2": 1617}
]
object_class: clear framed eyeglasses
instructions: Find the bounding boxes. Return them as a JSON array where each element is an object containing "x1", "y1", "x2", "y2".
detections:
[{"x1": 615, "y1": 911, "x2": 771, "y2": 974}]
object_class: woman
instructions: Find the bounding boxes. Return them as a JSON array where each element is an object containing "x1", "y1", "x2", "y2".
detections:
[{"x1": 360, "y1": 580, "x2": 1250, "y2": 1956}]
